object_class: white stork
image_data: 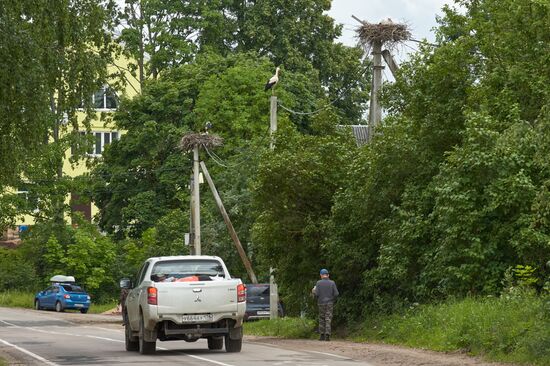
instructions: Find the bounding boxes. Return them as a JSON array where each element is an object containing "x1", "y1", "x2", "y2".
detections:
[{"x1": 264, "y1": 67, "x2": 280, "y2": 94}]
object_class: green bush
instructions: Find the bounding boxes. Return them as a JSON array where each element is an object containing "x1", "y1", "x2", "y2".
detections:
[
  {"x1": 244, "y1": 317, "x2": 316, "y2": 339},
  {"x1": 0, "y1": 249, "x2": 39, "y2": 292}
]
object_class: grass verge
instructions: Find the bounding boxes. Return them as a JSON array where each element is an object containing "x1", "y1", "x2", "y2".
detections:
[
  {"x1": 244, "y1": 295, "x2": 550, "y2": 366},
  {"x1": 0, "y1": 290, "x2": 117, "y2": 314},
  {"x1": 244, "y1": 317, "x2": 316, "y2": 339},
  {"x1": 356, "y1": 295, "x2": 550, "y2": 366}
]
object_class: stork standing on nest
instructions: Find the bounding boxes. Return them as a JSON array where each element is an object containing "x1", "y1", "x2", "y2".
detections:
[{"x1": 264, "y1": 67, "x2": 280, "y2": 95}]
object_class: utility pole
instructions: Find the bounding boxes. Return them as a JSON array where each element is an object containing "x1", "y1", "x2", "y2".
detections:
[
  {"x1": 200, "y1": 161, "x2": 258, "y2": 284},
  {"x1": 382, "y1": 49, "x2": 400, "y2": 78},
  {"x1": 269, "y1": 267, "x2": 279, "y2": 319},
  {"x1": 352, "y1": 15, "x2": 410, "y2": 143},
  {"x1": 270, "y1": 96, "x2": 277, "y2": 149},
  {"x1": 192, "y1": 146, "x2": 201, "y2": 255},
  {"x1": 189, "y1": 174, "x2": 195, "y2": 255},
  {"x1": 369, "y1": 39, "x2": 383, "y2": 141}
]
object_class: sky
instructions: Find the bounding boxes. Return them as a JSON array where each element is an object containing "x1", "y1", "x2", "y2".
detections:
[{"x1": 327, "y1": 0, "x2": 457, "y2": 51}]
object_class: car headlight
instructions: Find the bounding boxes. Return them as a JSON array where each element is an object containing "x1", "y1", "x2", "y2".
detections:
[{"x1": 87, "y1": 295, "x2": 91, "y2": 300}]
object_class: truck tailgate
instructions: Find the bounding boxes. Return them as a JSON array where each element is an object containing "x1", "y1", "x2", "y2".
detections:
[{"x1": 155, "y1": 280, "x2": 240, "y2": 315}]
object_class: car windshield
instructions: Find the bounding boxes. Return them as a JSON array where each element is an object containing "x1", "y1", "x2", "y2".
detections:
[
  {"x1": 61, "y1": 285, "x2": 85, "y2": 293},
  {"x1": 247, "y1": 285, "x2": 269, "y2": 297},
  {"x1": 151, "y1": 260, "x2": 225, "y2": 280}
]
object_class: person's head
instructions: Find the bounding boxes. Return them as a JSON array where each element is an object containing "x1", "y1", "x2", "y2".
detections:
[{"x1": 319, "y1": 268, "x2": 329, "y2": 279}]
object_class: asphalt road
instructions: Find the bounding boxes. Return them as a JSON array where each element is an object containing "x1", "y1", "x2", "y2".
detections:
[{"x1": 0, "y1": 307, "x2": 370, "y2": 366}]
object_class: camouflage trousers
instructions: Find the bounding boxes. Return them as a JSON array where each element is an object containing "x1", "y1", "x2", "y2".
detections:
[{"x1": 318, "y1": 303, "x2": 334, "y2": 335}]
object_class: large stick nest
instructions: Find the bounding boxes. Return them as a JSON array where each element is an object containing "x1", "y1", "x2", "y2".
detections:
[
  {"x1": 356, "y1": 21, "x2": 411, "y2": 48},
  {"x1": 179, "y1": 133, "x2": 223, "y2": 150}
]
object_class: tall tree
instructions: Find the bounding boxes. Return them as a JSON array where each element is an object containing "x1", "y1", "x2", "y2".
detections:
[{"x1": 0, "y1": 0, "x2": 119, "y2": 229}]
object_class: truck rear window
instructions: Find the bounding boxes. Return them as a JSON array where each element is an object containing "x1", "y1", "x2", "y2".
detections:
[{"x1": 151, "y1": 260, "x2": 225, "y2": 282}]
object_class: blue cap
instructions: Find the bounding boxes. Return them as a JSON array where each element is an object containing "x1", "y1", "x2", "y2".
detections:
[{"x1": 320, "y1": 269, "x2": 329, "y2": 275}]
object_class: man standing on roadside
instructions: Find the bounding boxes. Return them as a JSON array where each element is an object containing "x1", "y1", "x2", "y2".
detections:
[{"x1": 312, "y1": 268, "x2": 339, "y2": 341}]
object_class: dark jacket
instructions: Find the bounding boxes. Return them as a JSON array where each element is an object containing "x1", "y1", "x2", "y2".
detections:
[{"x1": 313, "y1": 278, "x2": 339, "y2": 305}]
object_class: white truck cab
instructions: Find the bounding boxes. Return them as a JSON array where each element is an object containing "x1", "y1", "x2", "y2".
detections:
[{"x1": 122, "y1": 255, "x2": 246, "y2": 354}]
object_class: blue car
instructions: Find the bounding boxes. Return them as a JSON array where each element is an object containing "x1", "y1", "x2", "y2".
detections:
[{"x1": 34, "y1": 283, "x2": 91, "y2": 313}]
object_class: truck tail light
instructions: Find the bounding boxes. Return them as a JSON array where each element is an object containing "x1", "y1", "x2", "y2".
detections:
[
  {"x1": 237, "y1": 284, "x2": 246, "y2": 303},
  {"x1": 147, "y1": 287, "x2": 158, "y2": 305},
  {"x1": 63, "y1": 294, "x2": 71, "y2": 299}
]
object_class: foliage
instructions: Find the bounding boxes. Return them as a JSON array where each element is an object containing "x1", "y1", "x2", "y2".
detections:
[
  {"x1": 356, "y1": 295, "x2": 550, "y2": 366},
  {"x1": 319, "y1": 0, "x2": 550, "y2": 320},
  {"x1": 251, "y1": 120, "x2": 356, "y2": 314},
  {"x1": 0, "y1": 249, "x2": 39, "y2": 292},
  {"x1": 19, "y1": 217, "x2": 118, "y2": 302},
  {"x1": 0, "y1": 0, "x2": 119, "y2": 230},
  {"x1": 244, "y1": 317, "x2": 316, "y2": 339}
]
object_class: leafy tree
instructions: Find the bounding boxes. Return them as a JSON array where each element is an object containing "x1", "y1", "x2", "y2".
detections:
[
  {"x1": 0, "y1": 0, "x2": 119, "y2": 229},
  {"x1": 251, "y1": 118, "x2": 356, "y2": 315}
]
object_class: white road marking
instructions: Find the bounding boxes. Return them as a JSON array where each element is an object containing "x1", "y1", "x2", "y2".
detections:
[
  {"x1": 0, "y1": 338, "x2": 60, "y2": 366},
  {"x1": 182, "y1": 353, "x2": 236, "y2": 366},
  {"x1": 2, "y1": 318, "x2": 236, "y2": 366},
  {"x1": 305, "y1": 350, "x2": 353, "y2": 360}
]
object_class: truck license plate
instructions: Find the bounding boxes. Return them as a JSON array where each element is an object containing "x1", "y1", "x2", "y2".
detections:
[{"x1": 182, "y1": 314, "x2": 213, "y2": 323}]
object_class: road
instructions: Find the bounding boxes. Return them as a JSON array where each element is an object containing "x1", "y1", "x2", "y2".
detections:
[{"x1": 0, "y1": 307, "x2": 368, "y2": 366}]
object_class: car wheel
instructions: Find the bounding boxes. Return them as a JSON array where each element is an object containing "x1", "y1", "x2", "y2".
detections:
[
  {"x1": 34, "y1": 300, "x2": 41, "y2": 311},
  {"x1": 139, "y1": 315, "x2": 156, "y2": 354},
  {"x1": 125, "y1": 321, "x2": 139, "y2": 351},
  {"x1": 207, "y1": 336, "x2": 223, "y2": 350},
  {"x1": 55, "y1": 301, "x2": 64, "y2": 312},
  {"x1": 80, "y1": 308, "x2": 88, "y2": 314},
  {"x1": 224, "y1": 327, "x2": 242, "y2": 353}
]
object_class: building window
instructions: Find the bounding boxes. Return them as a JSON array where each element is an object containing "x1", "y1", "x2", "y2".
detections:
[
  {"x1": 72, "y1": 131, "x2": 120, "y2": 157},
  {"x1": 92, "y1": 86, "x2": 118, "y2": 110}
]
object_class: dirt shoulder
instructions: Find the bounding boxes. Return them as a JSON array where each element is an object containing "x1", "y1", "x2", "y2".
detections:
[{"x1": 245, "y1": 336, "x2": 517, "y2": 366}]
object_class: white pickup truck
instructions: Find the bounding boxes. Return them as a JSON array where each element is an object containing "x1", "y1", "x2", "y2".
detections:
[{"x1": 121, "y1": 255, "x2": 246, "y2": 354}]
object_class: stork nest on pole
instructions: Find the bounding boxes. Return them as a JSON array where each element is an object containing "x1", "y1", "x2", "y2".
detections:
[
  {"x1": 356, "y1": 21, "x2": 411, "y2": 49},
  {"x1": 179, "y1": 133, "x2": 223, "y2": 151}
]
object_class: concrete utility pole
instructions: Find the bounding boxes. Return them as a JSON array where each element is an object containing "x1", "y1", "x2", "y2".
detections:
[
  {"x1": 269, "y1": 267, "x2": 279, "y2": 319},
  {"x1": 382, "y1": 49, "x2": 400, "y2": 78},
  {"x1": 369, "y1": 40, "x2": 383, "y2": 141},
  {"x1": 200, "y1": 161, "x2": 258, "y2": 284},
  {"x1": 270, "y1": 96, "x2": 277, "y2": 149},
  {"x1": 192, "y1": 146, "x2": 201, "y2": 255},
  {"x1": 353, "y1": 14, "x2": 410, "y2": 143},
  {"x1": 189, "y1": 174, "x2": 195, "y2": 255}
]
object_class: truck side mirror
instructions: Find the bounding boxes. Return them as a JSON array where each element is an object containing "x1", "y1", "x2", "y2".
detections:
[{"x1": 119, "y1": 278, "x2": 132, "y2": 289}]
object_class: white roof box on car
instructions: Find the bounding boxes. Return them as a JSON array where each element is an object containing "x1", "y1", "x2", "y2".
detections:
[{"x1": 50, "y1": 275, "x2": 76, "y2": 283}]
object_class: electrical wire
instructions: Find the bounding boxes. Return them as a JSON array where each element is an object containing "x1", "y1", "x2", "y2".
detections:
[{"x1": 277, "y1": 65, "x2": 370, "y2": 116}]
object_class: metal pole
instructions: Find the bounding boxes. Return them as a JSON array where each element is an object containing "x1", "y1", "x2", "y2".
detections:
[
  {"x1": 193, "y1": 146, "x2": 201, "y2": 255},
  {"x1": 368, "y1": 40, "x2": 383, "y2": 142},
  {"x1": 270, "y1": 96, "x2": 277, "y2": 150},
  {"x1": 200, "y1": 161, "x2": 258, "y2": 284}
]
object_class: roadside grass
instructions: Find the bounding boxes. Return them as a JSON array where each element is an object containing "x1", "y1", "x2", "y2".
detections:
[
  {"x1": 244, "y1": 317, "x2": 316, "y2": 339},
  {"x1": 88, "y1": 301, "x2": 118, "y2": 314},
  {"x1": 0, "y1": 357, "x2": 7, "y2": 366},
  {"x1": 0, "y1": 290, "x2": 117, "y2": 314},
  {"x1": 355, "y1": 295, "x2": 550, "y2": 366},
  {"x1": 244, "y1": 295, "x2": 549, "y2": 366},
  {"x1": 0, "y1": 290, "x2": 34, "y2": 309}
]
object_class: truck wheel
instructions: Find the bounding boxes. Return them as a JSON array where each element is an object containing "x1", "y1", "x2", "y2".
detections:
[
  {"x1": 55, "y1": 301, "x2": 64, "y2": 312},
  {"x1": 224, "y1": 328, "x2": 242, "y2": 353},
  {"x1": 207, "y1": 336, "x2": 223, "y2": 350},
  {"x1": 139, "y1": 315, "x2": 156, "y2": 354},
  {"x1": 125, "y1": 321, "x2": 139, "y2": 351}
]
